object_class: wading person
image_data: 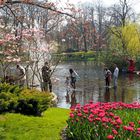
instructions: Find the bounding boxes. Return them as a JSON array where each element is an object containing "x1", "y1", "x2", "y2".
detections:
[
  {"x1": 104, "y1": 67, "x2": 112, "y2": 87},
  {"x1": 69, "y1": 68, "x2": 79, "y2": 89},
  {"x1": 113, "y1": 64, "x2": 119, "y2": 88},
  {"x1": 42, "y1": 62, "x2": 52, "y2": 92}
]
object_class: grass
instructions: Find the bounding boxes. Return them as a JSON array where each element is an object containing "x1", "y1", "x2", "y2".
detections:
[{"x1": 0, "y1": 108, "x2": 70, "y2": 140}]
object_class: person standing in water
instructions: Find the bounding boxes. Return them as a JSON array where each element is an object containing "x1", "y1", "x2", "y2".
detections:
[
  {"x1": 104, "y1": 67, "x2": 112, "y2": 87},
  {"x1": 69, "y1": 68, "x2": 79, "y2": 89},
  {"x1": 16, "y1": 64, "x2": 26, "y2": 87},
  {"x1": 113, "y1": 64, "x2": 119, "y2": 88}
]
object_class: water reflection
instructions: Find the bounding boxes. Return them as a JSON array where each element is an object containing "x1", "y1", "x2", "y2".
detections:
[
  {"x1": 65, "y1": 90, "x2": 70, "y2": 103},
  {"x1": 104, "y1": 88, "x2": 110, "y2": 102},
  {"x1": 70, "y1": 90, "x2": 77, "y2": 108},
  {"x1": 53, "y1": 61, "x2": 140, "y2": 109},
  {"x1": 121, "y1": 72, "x2": 126, "y2": 102},
  {"x1": 114, "y1": 87, "x2": 117, "y2": 102},
  {"x1": 65, "y1": 89, "x2": 77, "y2": 108}
]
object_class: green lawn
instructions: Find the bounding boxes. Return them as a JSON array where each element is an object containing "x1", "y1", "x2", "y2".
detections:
[{"x1": 0, "y1": 108, "x2": 70, "y2": 140}]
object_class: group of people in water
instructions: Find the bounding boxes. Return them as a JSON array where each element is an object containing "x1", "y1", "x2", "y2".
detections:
[
  {"x1": 104, "y1": 64, "x2": 119, "y2": 88},
  {"x1": 65, "y1": 63, "x2": 119, "y2": 92},
  {"x1": 65, "y1": 68, "x2": 79, "y2": 90},
  {"x1": 64, "y1": 64, "x2": 120, "y2": 107}
]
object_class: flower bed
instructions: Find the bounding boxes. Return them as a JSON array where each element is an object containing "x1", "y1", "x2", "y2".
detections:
[{"x1": 66, "y1": 102, "x2": 140, "y2": 140}]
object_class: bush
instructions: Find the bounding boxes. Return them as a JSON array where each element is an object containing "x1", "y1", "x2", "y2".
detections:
[
  {"x1": 16, "y1": 89, "x2": 53, "y2": 116},
  {"x1": 66, "y1": 102, "x2": 140, "y2": 140},
  {"x1": 0, "y1": 83, "x2": 53, "y2": 116},
  {"x1": 0, "y1": 83, "x2": 22, "y2": 95},
  {"x1": 0, "y1": 92, "x2": 18, "y2": 113}
]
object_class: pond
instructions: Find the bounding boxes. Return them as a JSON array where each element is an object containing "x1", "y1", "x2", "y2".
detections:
[{"x1": 52, "y1": 61, "x2": 140, "y2": 109}]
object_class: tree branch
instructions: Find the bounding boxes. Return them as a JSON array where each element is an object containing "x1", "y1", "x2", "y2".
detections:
[{"x1": 3, "y1": 0, "x2": 75, "y2": 18}]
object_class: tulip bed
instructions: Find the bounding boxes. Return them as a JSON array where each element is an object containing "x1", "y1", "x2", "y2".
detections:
[{"x1": 66, "y1": 102, "x2": 140, "y2": 140}]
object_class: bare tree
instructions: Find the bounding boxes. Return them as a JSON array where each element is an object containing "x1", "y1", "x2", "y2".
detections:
[{"x1": 106, "y1": 0, "x2": 136, "y2": 50}]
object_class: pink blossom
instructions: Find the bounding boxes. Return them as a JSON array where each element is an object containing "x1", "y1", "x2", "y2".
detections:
[
  {"x1": 83, "y1": 109, "x2": 89, "y2": 114},
  {"x1": 102, "y1": 117, "x2": 109, "y2": 123},
  {"x1": 123, "y1": 126, "x2": 134, "y2": 131},
  {"x1": 129, "y1": 122, "x2": 135, "y2": 127},
  {"x1": 95, "y1": 118, "x2": 101, "y2": 121},
  {"x1": 88, "y1": 118, "x2": 93, "y2": 122},
  {"x1": 115, "y1": 125, "x2": 120, "y2": 129},
  {"x1": 112, "y1": 129, "x2": 118, "y2": 135},
  {"x1": 88, "y1": 114, "x2": 94, "y2": 119},
  {"x1": 107, "y1": 135, "x2": 114, "y2": 139},
  {"x1": 109, "y1": 112, "x2": 115, "y2": 117},
  {"x1": 70, "y1": 113, "x2": 74, "y2": 118},
  {"x1": 77, "y1": 113, "x2": 82, "y2": 117},
  {"x1": 98, "y1": 112, "x2": 105, "y2": 118},
  {"x1": 116, "y1": 118, "x2": 122, "y2": 124},
  {"x1": 114, "y1": 116, "x2": 119, "y2": 120}
]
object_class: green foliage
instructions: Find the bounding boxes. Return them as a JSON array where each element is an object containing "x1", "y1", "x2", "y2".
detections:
[
  {"x1": 103, "y1": 23, "x2": 140, "y2": 70},
  {"x1": 0, "y1": 83, "x2": 22, "y2": 95},
  {"x1": 0, "y1": 83, "x2": 53, "y2": 116},
  {"x1": 16, "y1": 89, "x2": 53, "y2": 116},
  {"x1": 0, "y1": 92, "x2": 18, "y2": 113},
  {"x1": 135, "y1": 56, "x2": 140, "y2": 70},
  {"x1": 108, "y1": 24, "x2": 140, "y2": 59},
  {"x1": 98, "y1": 49, "x2": 128, "y2": 71},
  {"x1": 122, "y1": 24, "x2": 140, "y2": 57}
]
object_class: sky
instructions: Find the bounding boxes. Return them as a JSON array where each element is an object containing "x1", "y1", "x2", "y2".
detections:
[{"x1": 52, "y1": 0, "x2": 140, "y2": 14}]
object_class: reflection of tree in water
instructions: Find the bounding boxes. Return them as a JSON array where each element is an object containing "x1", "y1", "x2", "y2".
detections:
[
  {"x1": 114, "y1": 87, "x2": 117, "y2": 102},
  {"x1": 128, "y1": 73, "x2": 134, "y2": 85},
  {"x1": 121, "y1": 73, "x2": 127, "y2": 102},
  {"x1": 65, "y1": 90, "x2": 70, "y2": 103},
  {"x1": 70, "y1": 90, "x2": 77, "y2": 108},
  {"x1": 65, "y1": 89, "x2": 77, "y2": 108},
  {"x1": 78, "y1": 61, "x2": 95, "y2": 104},
  {"x1": 94, "y1": 63, "x2": 104, "y2": 102}
]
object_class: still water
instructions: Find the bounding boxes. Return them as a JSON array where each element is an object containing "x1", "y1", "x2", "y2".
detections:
[{"x1": 52, "y1": 61, "x2": 140, "y2": 109}]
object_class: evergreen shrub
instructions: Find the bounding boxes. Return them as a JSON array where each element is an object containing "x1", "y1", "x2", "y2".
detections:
[{"x1": 0, "y1": 83, "x2": 53, "y2": 116}]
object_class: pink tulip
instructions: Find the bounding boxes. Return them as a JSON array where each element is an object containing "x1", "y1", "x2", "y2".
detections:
[
  {"x1": 116, "y1": 118, "x2": 122, "y2": 124},
  {"x1": 107, "y1": 135, "x2": 114, "y2": 139},
  {"x1": 70, "y1": 113, "x2": 74, "y2": 118},
  {"x1": 123, "y1": 126, "x2": 134, "y2": 131},
  {"x1": 129, "y1": 122, "x2": 135, "y2": 127},
  {"x1": 77, "y1": 113, "x2": 82, "y2": 117},
  {"x1": 112, "y1": 129, "x2": 118, "y2": 135}
]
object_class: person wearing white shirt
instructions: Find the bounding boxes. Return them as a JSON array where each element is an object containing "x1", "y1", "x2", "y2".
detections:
[
  {"x1": 113, "y1": 64, "x2": 119, "y2": 88},
  {"x1": 69, "y1": 68, "x2": 79, "y2": 89},
  {"x1": 16, "y1": 64, "x2": 26, "y2": 87}
]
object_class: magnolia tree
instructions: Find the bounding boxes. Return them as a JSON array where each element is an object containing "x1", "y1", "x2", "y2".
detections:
[
  {"x1": 25, "y1": 31, "x2": 61, "y2": 89},
  {"x1": 0, "y1": 0, "x2": 76, "y2": 89},
  {"x1": 0, "y1": 29, "x2": 26, "y2": 82},
  {"x1": 0, "y1": 27, "x2": 61, "y2": 89}
]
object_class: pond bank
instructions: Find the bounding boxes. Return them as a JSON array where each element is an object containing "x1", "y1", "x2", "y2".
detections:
[{"x1": 53, "y1": 51, "x2": 95, "y2": 61}]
